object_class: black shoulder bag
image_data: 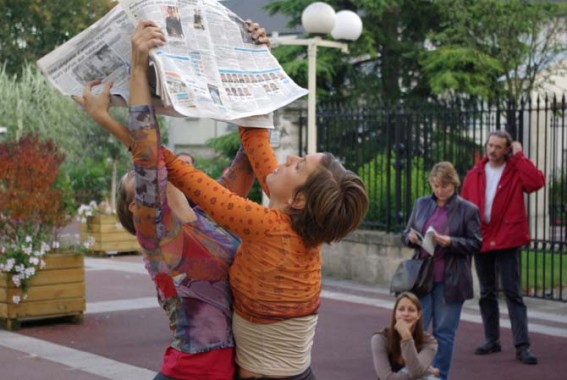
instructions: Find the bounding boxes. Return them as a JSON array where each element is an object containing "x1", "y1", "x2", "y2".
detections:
[{"x1": 390, "y1": 252, "x2": 434, "y2": 298}]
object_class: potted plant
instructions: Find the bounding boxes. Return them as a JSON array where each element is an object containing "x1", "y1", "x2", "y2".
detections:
[
  {"x1": 78, "y1": 200, "x2": 140, "y2": 256},
  {"x1": 0, "y1": 134, "x2": 88, "y2": 330}
]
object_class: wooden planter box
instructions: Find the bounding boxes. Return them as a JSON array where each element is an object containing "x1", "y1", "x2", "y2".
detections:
[
  {"x1": 81, "y1": 214, "x2": 140, "y2": 255},
  {"x1": 0, "y1": 253, "x2": 85, "y2": 330}
]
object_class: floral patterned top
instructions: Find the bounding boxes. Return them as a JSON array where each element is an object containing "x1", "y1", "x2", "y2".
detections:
[{"x1": 128, "y1": 105, "x2": 252, "y2": 353}]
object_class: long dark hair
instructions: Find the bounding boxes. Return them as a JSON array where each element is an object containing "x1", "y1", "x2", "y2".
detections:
[{"x1": 385, "y1": 292, "x2": 426, "y2": 366}]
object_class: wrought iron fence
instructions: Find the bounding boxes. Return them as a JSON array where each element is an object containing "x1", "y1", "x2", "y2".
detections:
[{"x1": 298, "y1": 96, "x2": 567, "y2": 301}]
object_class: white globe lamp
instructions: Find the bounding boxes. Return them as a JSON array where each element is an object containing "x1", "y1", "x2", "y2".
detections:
[
  {"x1": 331, "y1": 10, "x2": 363, "y2": 41},
  {"x1": 301, "y1": 2, "x2": 336, "y2": 35}
]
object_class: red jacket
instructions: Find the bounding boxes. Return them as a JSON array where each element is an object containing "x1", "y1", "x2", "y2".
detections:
[{"x1": 461, "y1": 152, "x2": 545, "y2": 253}]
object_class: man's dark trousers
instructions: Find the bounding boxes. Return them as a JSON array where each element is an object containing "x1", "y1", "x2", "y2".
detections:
[{"x1": 474, "y1": 247, "x2": 530, "y2": 347}]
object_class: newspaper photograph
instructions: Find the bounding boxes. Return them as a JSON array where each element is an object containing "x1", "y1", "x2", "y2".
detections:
[
  {"x1": 37, "y1": 5, "x2": 134, "y2": 104},
  {"x1": 37, "y1": 0, "x2": 308, "y2": 128}
]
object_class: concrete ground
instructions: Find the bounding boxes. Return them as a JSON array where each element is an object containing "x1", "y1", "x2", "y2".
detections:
[{"x1": 0, "y1": 254, "x2": 565, "y2": 380}]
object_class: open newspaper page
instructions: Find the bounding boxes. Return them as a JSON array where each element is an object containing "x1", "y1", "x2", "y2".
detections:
[
  {"x1": 119, "y1": 0, "x2": 307, "y2": 126},
  {"x1": 37, "y1": 5, "x2": 134, "y2": 105}
]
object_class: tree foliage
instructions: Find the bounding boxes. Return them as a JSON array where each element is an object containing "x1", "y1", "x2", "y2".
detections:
[
  {"x1": 0, "y1": 65, "x2": 121, "y2": 164},
  {"x1": 0, "y1": 0, "x2": 115, "y2": 76},
  {"x1": 0, "y1": 65, "x2": 144, "y2": 206},
  {"x1": 423, "y1": 0, "x2": 567, "y2": 105},
  {"x1": 265, "y1": 0, "x2": 439, "y2": 104},
  {"x1": 421, "y1": 46, "x2": 502, "y2": 100},
  {"x1": 267, "y1": 0, "x2": 566, "y2": 105},
  {"x1": 358, "y1": 152, "x2": 428, "y2": 230}
]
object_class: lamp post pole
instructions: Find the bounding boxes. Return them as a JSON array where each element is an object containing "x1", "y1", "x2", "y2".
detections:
[
  {"x1": 273, "y1": 2, "x2": 362, "y2": 155},
  {"x1": 307, "y1": 39, "x2": 317, "y2": 155},
  {"x1": 280, "y1": 37, "x2": 348, "y2": 154}
]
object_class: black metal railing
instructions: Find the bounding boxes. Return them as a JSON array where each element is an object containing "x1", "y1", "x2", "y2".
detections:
[{"x1": 298, "y1": 95, "x2": 567, "y2": 301}]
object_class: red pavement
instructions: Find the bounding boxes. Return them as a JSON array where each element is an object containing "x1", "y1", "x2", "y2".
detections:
[{"x1": 0, "y1": 254, "x2": 565, "y2": 380}]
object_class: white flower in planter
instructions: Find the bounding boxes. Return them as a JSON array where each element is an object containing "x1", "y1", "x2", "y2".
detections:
[
  {"x1": 77, "y1": 201, "x2": 100, "y2": 223},
  {"x1": 41, "y1": 242, "x2": 51, "y2": 254},
  {"x1": 83, "y1": 236, "x2": 96, "y2": 249},
  {"x1": 22, "y1": 245, "x2": 33, "y2": 256},
  {"x1": 2, "y1": 228, "x2": 91, "y2": 304},
  {"x1": 24, "y1": 267, "x2": 36, "y2": 278},
  {"x1": 3, "y1": 258, "x2": 15, "y2": 272},
  {"x1": 11, "y1": 275, "x2": 21, "y2": 288}
]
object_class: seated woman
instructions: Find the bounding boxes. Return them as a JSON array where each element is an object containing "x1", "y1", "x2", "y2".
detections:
[
  {"x1": 371, "y1": 292, "x2": 439, "y2": 380},
  {"x1": 130, "y1": 21, "x2": 370, "y2": 380}
]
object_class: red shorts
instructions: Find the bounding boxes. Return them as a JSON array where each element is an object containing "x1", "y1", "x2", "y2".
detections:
[{"x1": 161, "y1": 346, "x2": 235, "y2": 380}]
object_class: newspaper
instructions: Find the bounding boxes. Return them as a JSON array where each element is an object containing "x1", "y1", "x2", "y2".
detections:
[{"x1": 37, "y1": 0, "x2": 308, "y2": 128}]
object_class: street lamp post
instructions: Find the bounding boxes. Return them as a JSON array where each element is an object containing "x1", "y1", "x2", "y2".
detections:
[{"x1": 274, "y1": 3, "x2": 362, "y2": 154}]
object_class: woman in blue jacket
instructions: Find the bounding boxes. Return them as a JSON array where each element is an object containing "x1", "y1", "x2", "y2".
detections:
[{"x1": 401, "y1": 162, "x2": 482, "y2": 380}]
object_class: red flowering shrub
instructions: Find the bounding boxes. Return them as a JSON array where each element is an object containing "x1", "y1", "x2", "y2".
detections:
[{"x1": 0, "y1": 134, "x2": 69, "y2": 241}]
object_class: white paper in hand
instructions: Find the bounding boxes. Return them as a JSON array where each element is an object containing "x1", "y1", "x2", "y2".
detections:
[{"x1": 410, "y1": 226, "x2": 437, "y2": 256}]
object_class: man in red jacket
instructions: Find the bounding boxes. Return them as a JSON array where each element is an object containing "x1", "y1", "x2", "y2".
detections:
[{"x1": 461, "y1": 130, "x2": 545, "y2": 365}]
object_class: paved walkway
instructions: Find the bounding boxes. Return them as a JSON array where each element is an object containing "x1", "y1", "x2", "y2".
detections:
[{"x1": 0, "y1": 255, "x2": 565, "y2": 379}]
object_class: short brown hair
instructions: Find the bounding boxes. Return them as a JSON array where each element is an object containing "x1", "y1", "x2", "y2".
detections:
[
  {"x1": 116, "y1": 171, "x2": 136, "y2": 236},
  {"x1": 429, "y1": 161, "x2": 460, "y2": 188},
  {"x1": 287, "y1": 153, "x2": 369, "y2": 247}
]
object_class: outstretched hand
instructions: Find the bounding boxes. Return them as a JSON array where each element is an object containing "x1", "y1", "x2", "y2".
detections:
[
  {"x1": 74, "y1": 79, "x2": 132, "y2": 148},
  {"x1": 131, "y1": 20, "x2": 166, "y2": 71},
  {"x1": 72, "y1": 79, "x2": 113, "y2": 124},
  {"x1": 245, "y1": 20, "x2": 271, "y2": 49},
  {"x1": 129, "y1": 21, "x2": 166, "y2": 106}
]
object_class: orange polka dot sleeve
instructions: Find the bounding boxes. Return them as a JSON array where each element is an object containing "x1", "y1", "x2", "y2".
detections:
[
  {"x1": 162, "y1": 147, "x2": 280, "y2": 237},
  {"x1": 238, "y1": 127, "x2": 279, "y2": 197}
]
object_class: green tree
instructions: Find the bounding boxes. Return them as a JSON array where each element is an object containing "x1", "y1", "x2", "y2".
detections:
[
  {"x1": 0, "y1": 0, "x2": 114, "y2": 76},
  {"x1": 358, "y1": 152, "x2": 428, "y2": 230},
  {"x1": 265, "y1": 0, "x2": 440, "y2": 104},
  {"x1": 0, "y1": 65, "x2": 168, "y2": 209},
  {"x1": 204, "y1": 132, "x2": 262, "y2": 204},
  {"x1": 0, "y1": 65, "x2": 106, "y2": 165},
  {"x1": 423, "y1": 0, "x2": 567, "y2": 105}
]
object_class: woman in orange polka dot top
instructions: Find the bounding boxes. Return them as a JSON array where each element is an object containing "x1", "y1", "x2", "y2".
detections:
[
  {"x1": 161, "y1": 25, "x2": 369, "y2": 380},
  {"x1": 164, "y1": 126, "x2": 369, "y2": 380}
]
